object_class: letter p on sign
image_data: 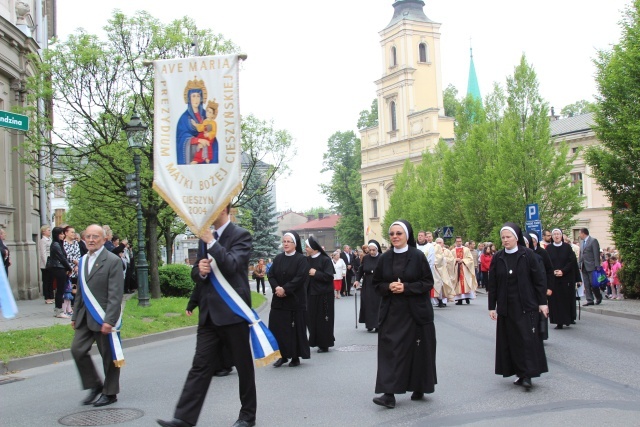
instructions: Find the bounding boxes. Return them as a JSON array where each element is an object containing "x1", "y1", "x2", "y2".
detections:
[{"x1": 526, "y1": 204, "x2": 539, "y2": 221}]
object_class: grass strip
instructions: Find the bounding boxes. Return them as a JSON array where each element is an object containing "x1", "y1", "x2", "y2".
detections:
[{"x1": 0, "y1": 292, "x2": 267, "y2": 363}]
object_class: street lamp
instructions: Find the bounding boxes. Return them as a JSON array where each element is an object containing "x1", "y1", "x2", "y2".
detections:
[{"x1": 124, "y1": 110, "x2": 150, "y2": 307}]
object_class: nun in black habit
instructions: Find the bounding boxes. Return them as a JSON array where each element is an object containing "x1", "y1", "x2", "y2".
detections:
[
  {"x1": 545, "y1": 228, "x2": 581, "y2": 329},
  {"x1": 372, "y1": 220, "x2": 437, "y2": 409},
  {"x1": 488, "y1": 222, "x2": 548, "y2": 389},
  {"x1": 305, "y1": 235, "x2": 336, "y2": 353},
  {"x1": 354, "y1": 240, "x2": 383, "y2": 332},
  {"x1": 268, "y1": 231, "x2": 311, "y2": 367}
]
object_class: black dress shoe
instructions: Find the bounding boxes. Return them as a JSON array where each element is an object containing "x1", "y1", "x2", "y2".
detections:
[
  {"x1": 288, "y1": 357, "x2": 300, "y2": 367},
  {"x1": 410, "y1": 392, "x2": 424, "y2": 400},
  {"x1": 93, "y1": 394, "x2": 117, "y2": 407},
  {"x1": 595, "y1": 300, "x2": 602, "y2": 305},
  {"x1": 214, "y1": 368, "x2": 233, "y2": 377},
  {"x1": 273, "y1": 358, "x2": 288, "y2": 367},
  {"x1": 521, "y1": 377, "x2": 532, "y2": 389},
  {"x1": 317, "y1": 347, "x2": 329, "y2": 353},
  {"x1": 231, "y1": 419, "x2": 256, "y2": 427},
  {"x1": 455, "y1": 300, "x2": 463, "y2": 305},
  {"x1": 571, "y1": 320, "x2": 576, "y2": 324},
  {"x1": 366, "y1": 328, "x2": 373, "y2": 332},
  {"x1": 156, "y1": 418, "x2": 192, "y2": 427},
  {"x1": 583, "y1": 302, "x2": 594, "y2": 306},
  {"x1": 82, "y1": 386, "x2": 103, "y2": 405},
  {"x1": 554, "y1": 325, "x2": 563, "y2": 330},
  {"x1": 372, "y1": 393, "x2": 395, "y2": 408},
  {"x1": 514, "y1": 377, "x2": 523, "y2": 386},
  {"x1": 465, "y1": 298, "x2": 470, "y2": 304}
]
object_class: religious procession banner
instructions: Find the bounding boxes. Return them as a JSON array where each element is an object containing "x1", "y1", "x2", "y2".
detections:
[{"x1": 153, "y1": 54, "x2": 242, "y2": 236}]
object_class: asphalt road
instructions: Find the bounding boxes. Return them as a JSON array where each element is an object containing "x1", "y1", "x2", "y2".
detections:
[{"x1": 2, "y1": 292, "x2": 640, "y2": 427}]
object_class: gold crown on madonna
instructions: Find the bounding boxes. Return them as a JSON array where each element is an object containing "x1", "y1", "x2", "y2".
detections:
[{"x1": 183, "y1": 77, "x2": 208, "y2": 104}]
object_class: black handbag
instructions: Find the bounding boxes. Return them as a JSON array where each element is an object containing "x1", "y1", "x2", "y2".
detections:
[{"x1": 539, "y1": 315, "x2": 549, "y2": 341}]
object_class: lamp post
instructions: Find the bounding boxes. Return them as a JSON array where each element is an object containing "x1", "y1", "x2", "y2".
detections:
[{"x1": 124, "y1": 111, "x2": 150, "y2": 307}]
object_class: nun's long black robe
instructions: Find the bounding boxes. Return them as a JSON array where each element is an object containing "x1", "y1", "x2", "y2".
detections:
[
  {"x1": 545, "y1": 243, "x2": 580, "y2": 327},
  {"x1": 373, "y1": 247, "x2": 437, "y2": 394},
  {"x1": 488, "y1": 247, "x2": 548, "y2": 379},
  {"x1": 307, "y1": 254, "x2": 336, "y2": 349},
  {"x1": 268, "y1": 252, "x2": 311, "y2": 360},
  {"x1": 356, "y1": 254, "x2": 382, "y2": 330}
]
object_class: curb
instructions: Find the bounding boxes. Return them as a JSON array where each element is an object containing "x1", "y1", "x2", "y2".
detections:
[
  {"x1": 582, "y1": 306, "x2": 640, "y2": 321},
  {"x1": 2, "y1": 297, "x2": 269, "y2": 375}
]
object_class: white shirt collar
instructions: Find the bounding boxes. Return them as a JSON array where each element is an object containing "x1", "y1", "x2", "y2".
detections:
[
  {"x1": 505, "y1": 247, "x2": 518, "y2": 254},
  {"x1": 89, "y1": 245, "x2": 105, "y2": 258},
  {"x1": 285, "y1": 250, "x2": 296, "y2": 256},
  {"x1": 311, "y1": 252, "x2": 321, "y2": 258},
  {"x1": 393, "y1": 245, "x2": 409, "y2": 253},
  {"x1": 553, "y1": 242, "x2": 563, "y2": 247},
  {"x1": 214, "y1": 219, "x2": 231, "y2": 239}
]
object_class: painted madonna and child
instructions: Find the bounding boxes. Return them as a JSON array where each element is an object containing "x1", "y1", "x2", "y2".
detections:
[{"x1": 176, "y1": 78, "x2": 219, "y2": 165}]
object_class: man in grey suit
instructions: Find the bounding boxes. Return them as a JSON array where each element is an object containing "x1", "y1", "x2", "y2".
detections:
[
  {"x1": 579, "y1": 227, "x2": 602, "y2": 306},
  {"x1": 71, "y1": 224, "x2": 124, "y2": 407}
]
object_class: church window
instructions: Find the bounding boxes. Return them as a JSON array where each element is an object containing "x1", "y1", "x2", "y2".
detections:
[
  {"x1": 390, "y1": 101, "x2": 397, "y2": 131},
  {"x1": 391, "y1": 46, "x2": 397, "y2": 67},
  {"x1": 372, "y1": 198, "x2": 378, "y2": 218},
  {"x1": 419, "y1": 43, "x2": 429, "y2": 63}
]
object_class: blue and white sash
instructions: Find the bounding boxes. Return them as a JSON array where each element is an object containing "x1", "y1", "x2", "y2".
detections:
[
  {"x1": 207, "y1": 257, "x2": 280, "y2": 367},
  {"x1": 78, "y1": 256, "x2": 125, "y2": 367},
  {"x1": 0, "y1": 263, "x2": 17, "y2": 319}
]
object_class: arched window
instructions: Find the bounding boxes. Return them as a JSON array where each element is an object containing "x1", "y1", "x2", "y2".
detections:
[
  {"x1": 419, "y1": 43, "x2": 429, "y2": 63},
  {"x1": 391, "y1": 46, "x2": 397, "y2": 67},
  {"x1": 390, "y1": 101, "x2": 397, "y2": 131}
]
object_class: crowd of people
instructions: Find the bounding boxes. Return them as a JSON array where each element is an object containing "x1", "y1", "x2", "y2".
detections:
[{"x1": 36, "y1": 224, "x2": 136, "y2": 319}]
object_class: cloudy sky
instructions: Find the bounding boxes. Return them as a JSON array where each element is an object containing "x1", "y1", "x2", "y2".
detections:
[{"x1": 56, "y1": 0, "x2": 629, "y2": 212}]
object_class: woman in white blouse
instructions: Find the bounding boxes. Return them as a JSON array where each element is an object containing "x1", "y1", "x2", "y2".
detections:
[{"x1": 332, "y1": 251, "x2": 347, "y2": 299}]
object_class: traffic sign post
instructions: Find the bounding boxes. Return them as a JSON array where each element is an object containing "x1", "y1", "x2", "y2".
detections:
[
  {"x1": 0, "y1": 110, "x2": 29, "y2": 131},
  {"x1": 525, "y1": 204, "x2": 541, "y2": 242},
  {"x1": 442, "y1": 226, "x2": 454, "y2": 239}
]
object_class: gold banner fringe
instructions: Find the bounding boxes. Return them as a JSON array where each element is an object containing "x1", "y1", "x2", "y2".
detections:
[
  {"x1": 254, "y1": 350, "x2": 281, "y2": 368},
  {"x1": 152, "y1": 181, "x2": 243, "y2": 237},
  {"x1": 113, "y1": 359, "x2": 126, "y2": 368}
]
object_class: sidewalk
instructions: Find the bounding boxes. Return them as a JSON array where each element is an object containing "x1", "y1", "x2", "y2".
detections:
[
  {"x1": 1, "y1": 290, "x2": 270, "y2": 374},
  {"x1": 474, "y1": 288, "x2": 640, "y2": 321}
]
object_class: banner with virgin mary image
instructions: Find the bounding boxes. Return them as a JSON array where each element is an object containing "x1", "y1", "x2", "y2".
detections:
[{"x1": 153, "y1": 54, "x2": 242, "y2": 236}]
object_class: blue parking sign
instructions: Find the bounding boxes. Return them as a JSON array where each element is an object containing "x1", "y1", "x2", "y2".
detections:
[{"x1": 526, "y1": 204, "x2": 539, "y2": 221}]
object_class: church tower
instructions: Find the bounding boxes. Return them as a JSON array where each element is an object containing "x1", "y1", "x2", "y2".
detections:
[
  {"x1": 467, "y1": 47, "x2": 481, "y2": 101},
  {"x1": 359, "y1": 0, "x2": 454, "y2": 246}
]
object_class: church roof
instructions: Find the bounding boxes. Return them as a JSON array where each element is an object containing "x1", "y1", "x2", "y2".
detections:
[
  {"x1": 467, "y1": 48, "x2": 481, "y2": 102},
  {"x1": 385, "y1": 0, "x2": 433, "y2": 29},
  {"x1": 550, "y1": 112, "x2": 595, "y2": 137}
]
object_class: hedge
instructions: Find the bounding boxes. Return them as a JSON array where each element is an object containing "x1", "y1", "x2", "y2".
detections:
[{"x1": 158, "y1": 264, "x2": 194, "y2": 297}]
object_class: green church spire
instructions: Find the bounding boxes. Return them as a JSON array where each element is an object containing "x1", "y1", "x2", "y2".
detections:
[{"x1": 467, "y1": 47, "x2": 481, "y2": 102}]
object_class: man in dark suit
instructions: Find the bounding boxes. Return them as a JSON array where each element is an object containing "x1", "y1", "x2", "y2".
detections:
[
  {"x1": 340, "y1": 245, "x2": 353, "y2": 296},
  {"x1": 158, "y1": 205, "x2": 256, "y2": 427},
  {"x1": 579, "y1": 227, "x2": 602, "y2": 306},
  {"x1": 71, "y1": 224, "x2": 124, "y2": 407}
]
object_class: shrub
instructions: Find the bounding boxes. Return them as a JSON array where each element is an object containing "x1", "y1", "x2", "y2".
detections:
[{"x1": 158, "y1": 264, "x2": 194, "y2": 297}]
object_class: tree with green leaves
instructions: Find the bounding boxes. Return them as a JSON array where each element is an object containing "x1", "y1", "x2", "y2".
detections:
[
  {"x1": 384, "y1": 55, "x2": 583, "y2": 244},
  {"x1": 560, "y1": 99, "x2": 596, "y2": 118},
  {"x1": 357, "y1": 99, "x2": 379, "y2": 129},
  {"x1": 21, "y1": 11, "x2": 294, "y2": 299},
  {"x1": 238, "y1": 168, "x2": 279, "y2": 262},
  {"x1": 443, "y1": 83, "x2": 461, "y2": 117},
  {"x1": 587, "y1": 0, "x2": 640, "y2": 297},
  {"x1": 487, "y1": 55, "x2": 582, "y2": 238},
  {"x1": 320, "y1": 131, "x2": 363, "y2": 246}
]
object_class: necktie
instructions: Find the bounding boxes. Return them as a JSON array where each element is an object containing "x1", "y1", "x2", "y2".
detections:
[
  {"x1": 213, "y1": 231, "x2": 219, "y2": 240},
  {"x1": 582, "y1": 239, "x2": 586, "y2": 250}
]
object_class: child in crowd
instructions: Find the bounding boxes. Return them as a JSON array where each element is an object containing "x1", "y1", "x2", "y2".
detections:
[
  {"x1": 603, "y1": 255, "x2": 623, "y2": 300},
  {"x1": 61, "y1": 279, "x2": 74, "y2": 316}
]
